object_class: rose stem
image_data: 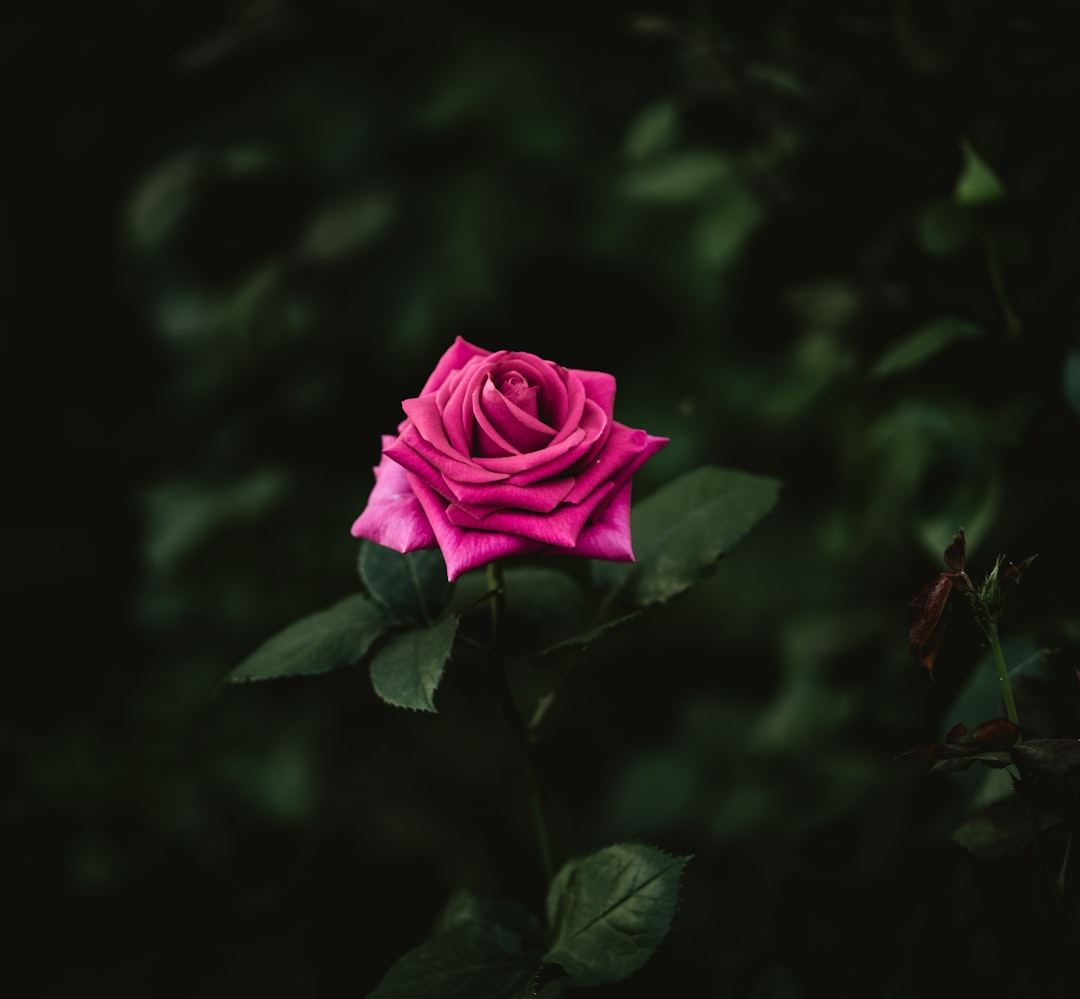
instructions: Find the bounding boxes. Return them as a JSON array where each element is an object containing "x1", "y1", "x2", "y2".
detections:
[{"x1": 486, "y1": 561, "x2": 555, "y2": 889}]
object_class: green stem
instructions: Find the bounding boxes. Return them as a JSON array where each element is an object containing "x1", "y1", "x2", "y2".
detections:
[
  {"x1": 486, "y1": 562, "x2": 555, "y2": 888},
  {"x1": 987, "y1": 618, "x2": 1021, "y2": 738}
]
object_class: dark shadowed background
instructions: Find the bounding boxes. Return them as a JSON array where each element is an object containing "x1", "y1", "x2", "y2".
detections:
[{"x1": 6, "y1": 1, "x2": 1079, "y2": 995}]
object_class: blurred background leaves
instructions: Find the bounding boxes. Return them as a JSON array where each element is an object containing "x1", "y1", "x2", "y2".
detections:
[{"x1": 5, "y1": 0, "x2": 1079, "y2": 995}]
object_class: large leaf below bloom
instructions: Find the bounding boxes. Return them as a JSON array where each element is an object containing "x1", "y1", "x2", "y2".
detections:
[
  {"x1": 542, "y1": 843, "x2": 689, "y2": 987},
  {"x1": 359, "y1": 542, "x2": 454, "y2": 625},
  {"x1": 226, "y1": 594, "x2": 390, "y2": 683},
  {"x1": 367, "y1": 919, "x2": 542, "y2": 999},
  {"x1": 369, "y1": 614, "x2": 459, "y2": 712},
  {"x1": 596, "y1": 465, "x2": 780, "y2": 606}
]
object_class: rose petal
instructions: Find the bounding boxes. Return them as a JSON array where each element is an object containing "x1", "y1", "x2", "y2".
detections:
[
  {"x1": 499, "y1": 412, "x2": 606, "y2": 486},
  {"x1": 350, "y1": 436, "x2": 437, "y2": 552},
  {"x1": 493, "y1": 370, "x2": 540, "y2": 417},
  {"x1": 437, "y1": 360, "x2": 489, "y2": 456},
  {"x1": 471, "y1": 427, "x2": 587, "y2": 478},
  {"x1": 408, "y1": 473, "x2": 544, "y2": 580},
  {"x1": 493, "y1": 354, "x2": 568, "y2": 428},
  {"x1": 572, "y1": 368, "x2": 617, "y2": 419},
  {"x1": 390, "y1": 421, "x2": 508, "y2": 487},
  {"x1": 568, "y1": 480, "x2": 636, "y2": 561},
  {"x1": 546, "y1": 366, "x2": 585, "y2": 445},
  {"x1": 565, "y1": 425, "x2": 666, "y2": 504},
  {"x1": 447, "y1": 480, "x2": 617, "y2": 547},
  {"x1": 444, "y1": 477, "x2": 576, "y2": 515},
  {"x1": 417, "y1": 336, "x2": 490, "y2": 396},
  {"x1": 474, "y1": 377, "x2": 557, "y2": 456}
]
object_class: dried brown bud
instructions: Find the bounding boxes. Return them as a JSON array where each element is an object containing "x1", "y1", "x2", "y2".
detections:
[
  {"x1": 943, "y1": 529, "x2": 967, "y2": 572},
  {"x1": 908, "y1": 574, "x2": 955, "y2": 671}
]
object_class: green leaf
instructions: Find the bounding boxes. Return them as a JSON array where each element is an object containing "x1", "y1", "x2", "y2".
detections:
[
  {"x1": 359, "y1": 542, "x2": 454, "y2": 625},
  {"x1": 543, "y1": 843, "x2": 690, "y2": 987},
  {"x1": 535, "y1": 611, "x2": 644, "y2": 658},
  {"x1": 368, "y1": 920, "x2": 541, "y2": 999},
  {"x1": 955, "y1": 140, "x2": 1005, "y2": 207},
  {"x1": 871, "y1": 315, "x2": 982, "y2": 378},
  {"x1": 226, "y1": 594, "x2": 390, "y2": 684},
  {"x1": 596, "y1": 466, "x2": 780, "y2": 606},
  {"x1": 369, "y1": 614, "x2": 459, "y2": 712}
]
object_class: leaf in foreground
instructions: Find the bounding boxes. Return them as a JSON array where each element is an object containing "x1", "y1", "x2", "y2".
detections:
[
  {"x1": 226, "y1": 593, "x2": 390, "y2": 683},
  {"x1": 597, "y1": 465, "x2": 780, "y2": 606},
  {"x1": 543, "y1": 842, "x2": 690, "y2": 987},
  {"x1": 369, "y1": 614, "x2": 458, "y2": 712}
]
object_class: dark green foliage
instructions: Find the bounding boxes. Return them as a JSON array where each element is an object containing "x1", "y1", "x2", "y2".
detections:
[
  {"x1": 359, "y1": 544, "x2": 454, "y2": 626},
  {"x1": 596, "y1": 467, "x2": 780, "y2": 606},
  {"x1": 366, "y1": 846, "x2": 687, "y2": 997},
  {"x1": 369, "y1": 614, "x2": 459, "y2": 713},
  {"x1": 227, "y1": 593, "x2": 390, "y2": 683},
  {"x1": 10, "y1": 2, "x2": 1080, "y2": 997},
  {"x1": 543, "y1": 844, "x2": 689, "y2": 988},
  {"x1": 368, "y1": 920, "x2": 541, "y2": 999}
]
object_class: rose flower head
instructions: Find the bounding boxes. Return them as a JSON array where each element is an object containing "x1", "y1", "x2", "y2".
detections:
[{"x1": 351, "y1": 337, "x2": 668, "y2": 580}]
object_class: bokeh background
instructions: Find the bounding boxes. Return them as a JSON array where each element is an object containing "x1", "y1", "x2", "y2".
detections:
[{"x1": 7, "y1": 1, "x2": 1080, "y2": 995}]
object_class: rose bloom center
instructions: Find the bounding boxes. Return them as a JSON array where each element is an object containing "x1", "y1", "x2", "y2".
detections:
[
  {"x1": 497, "y1": 370, "x2": 529, "y2": 399},
  {"x1": 492, "y1": 368, "x2": 544, "y2": 422}
]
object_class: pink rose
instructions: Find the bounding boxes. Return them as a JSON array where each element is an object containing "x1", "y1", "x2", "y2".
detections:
[{"x1": 351, "y1": 337, "x2": 668, "y2": 581}]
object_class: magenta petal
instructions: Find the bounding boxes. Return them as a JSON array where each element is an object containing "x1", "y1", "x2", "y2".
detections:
[
  {"x1": 445, "y1": 477, "x2": 575, "y2": 514},
  {"x1": 565, "y1": 426, "x2": 667, "y2": 504},
  {"x1": 437, "y1": 362, "x2": 488, "y2": 455},
  {"x1": 475, "y1": 377, "x2": 556, "y2": 454},
  {"x1": 389, "y1": 424, "x2": 508, "y2": 486},
  {"x1": 572, "y1": 368, "x2": 617, "y2": 419},
  {"x1": 448, "y1": 480, "x2": 616, "y2": 548},
  {"x1": 472, "y1": 427, "x2": 587, "y2": 478},
  {"x1": 417, "y1": 336, "x2": 490, "y2": 396},
  {"x1": 547, "y1": 368, "x2": 585, "y2": 445},
  {"x1": 350, "y1": 437, "x2": 437, "y2": 552},
  {"x1": 571, "y1": 480, "x2": 636, "y2": 561},
  {"x1": 408, "y1": 474, "x2": 542, "y2": 580}
]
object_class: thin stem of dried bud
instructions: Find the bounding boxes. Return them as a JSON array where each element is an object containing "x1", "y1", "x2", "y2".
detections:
[{"x1": 986, "y1": 616, "x2": 1021, "y2": 741}]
